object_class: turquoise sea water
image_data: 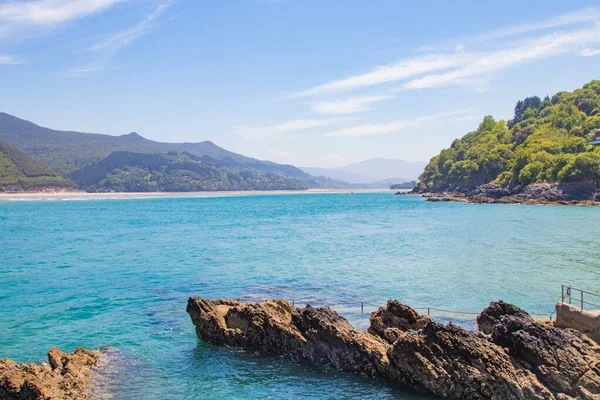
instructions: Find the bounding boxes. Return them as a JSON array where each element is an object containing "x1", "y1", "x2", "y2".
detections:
[{"x1": 1, "y1": 192, "x2": 599, "y2": 399}]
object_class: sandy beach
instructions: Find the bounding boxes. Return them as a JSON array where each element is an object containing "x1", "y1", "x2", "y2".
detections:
[{"x1": 0, "y1": 189, "x2": 397, "y2": 201}]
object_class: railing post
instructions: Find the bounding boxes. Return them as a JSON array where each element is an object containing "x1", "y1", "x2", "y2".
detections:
[
  {"x1": 581, "y1": 291, "x2": 584, "y2": 310},
  {"x1": 292, "y1": 299, "x2": 295, "y2": 307},
  {"x1": 361, "y1": 302, "x2": 364, "y2": 313},
  {"x1": 561, "y1": 285, "x2": 564, "y2": 303},
  {"x1": 427, "y1": 307, "x2": 430, "y2": 316}
]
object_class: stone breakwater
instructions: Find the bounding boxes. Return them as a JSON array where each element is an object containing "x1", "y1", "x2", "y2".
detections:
[
  {"x1": 187, "y1": 297, "x2": 600, "y2": 400},
  {"x1": 0, "y1": 347, "x2": 99, "y2": 399}
]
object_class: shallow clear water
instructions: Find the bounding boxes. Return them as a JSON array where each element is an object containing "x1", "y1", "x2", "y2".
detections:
[{"x1": 1, "y1": 193, "x2": 599, "y2": 399}]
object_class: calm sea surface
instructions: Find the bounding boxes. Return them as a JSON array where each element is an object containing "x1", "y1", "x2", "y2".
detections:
[{"x1": 1, "y1": 192, "x2": 599, "y2": 399}]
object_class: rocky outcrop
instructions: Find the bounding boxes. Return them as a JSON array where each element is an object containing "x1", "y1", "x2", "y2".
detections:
[
  {"x1": 188, "y1": 297, "x2": 600, "y2": 400},
  {"x1": 476, "y1": 300, "x2": 534, "y2": 334},
  {"x1": 0, "y1": 347, "x2": 99, "y2": 400},
  {"x1": 420, "y1": 182, "x2": 600, "y2": 205},
  {"x1": 186, "y1": 298, "x2": 391, "y2": 378}
]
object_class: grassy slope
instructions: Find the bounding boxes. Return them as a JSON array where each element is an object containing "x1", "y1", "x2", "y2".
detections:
[{"x1": 0, "y1": 139, "x2": 74, "y2": 191}]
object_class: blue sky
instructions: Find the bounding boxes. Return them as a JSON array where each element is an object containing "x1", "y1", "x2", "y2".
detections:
[{"x1": 1, "y1": 0, "x2": 600, "y2": 168}]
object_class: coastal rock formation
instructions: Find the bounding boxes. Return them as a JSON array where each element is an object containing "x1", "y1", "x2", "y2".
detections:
[
  {"x1": 187, "y1": 297, "x2": 600, "y2": 400},
  {"x1": 420, "y1": 182, "x2": 600, "y2": 205},
  {"x1": 476, "y1": 300, "x2": 534, "y2": 334},
  {"x1": 0, "y1": 347, "x2": 99, "y2": 400}
]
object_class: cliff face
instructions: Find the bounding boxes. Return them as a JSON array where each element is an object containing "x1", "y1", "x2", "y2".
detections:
[{"x1": 187, "y1": 297, "x2": 600, "y2": 400}]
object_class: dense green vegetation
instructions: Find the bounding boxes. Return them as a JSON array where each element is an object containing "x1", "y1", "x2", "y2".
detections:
[
  {"x1": 0, "y1": 139, "x2": 74, "y2": 192},
  {"x1": 0, "y1": 112, "x2": 348, "y2": 191},
  {"x1": 390, "y1": 181, "x2": 417, "y2": 190},
  {"x1": 417, "y1": 80, "x2": 600, "y2": 192},
  {"x1": 69, "y1": 151, "x2": 308, "y2": 192},
  {"x1": 0, "y1": 113, "x2": 310, "y2": 179}
]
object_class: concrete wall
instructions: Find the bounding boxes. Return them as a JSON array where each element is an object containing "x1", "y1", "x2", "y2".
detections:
[{"x1": 555, "y1": 302, "x2": 600, "y2": 344}]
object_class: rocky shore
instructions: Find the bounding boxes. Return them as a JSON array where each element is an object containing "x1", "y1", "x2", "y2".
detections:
[
  {"x1": 419, "y1": 182, "x2": 600, "y2": 205},
  {"x1": 0, "y1": 347, "x2": 99, "y2": 399},
  {"x1": 187, "y1": 297, "x2": 600, "y2": 399}
]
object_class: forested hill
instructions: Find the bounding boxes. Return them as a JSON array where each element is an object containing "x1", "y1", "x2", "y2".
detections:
[
  {"x1": 0, "y1": 112, "x2": 309, "y2": 179},
  {"x1": 68, "y1": 151, "x2": 309, "y2": 192},
  {"x1": 417, "y1": 80, "x2": 600, "y2": 195},
  {"x1": 0, "y1": 139, "x2": 74, "y2": 192}
]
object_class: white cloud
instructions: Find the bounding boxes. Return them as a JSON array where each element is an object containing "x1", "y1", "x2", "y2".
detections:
[
  {"x1": 88, "y1": 1, "x2": 171, "y2": 52},
  {"x1": 580, "y1": 48, "x2": 600, "y2": 57},
  {"x1": 0, "y1": 54, "x2": 22, "y2": 64},
  {"x1": 268, "y1": 148, "x2": 291, "y2": 157},
  {"x1": 292, "y1": 54, "x2": 469, "y2": 98},
  {"x1": 311, "y1": 95, "x2": 395, "y2": 114},
  {"x1": 0, "y1": 0, "x2": 127, "y2": 36},
  {"x1": 290, "y1": 9, "x2": 600, "y2": 98},
  {"x1": 235, "y1": 118, "x2": 353, "y2": 139},
  {"x1": 325, "y1": 109, "x2": 471, "y2": 138},
  {"x1": 404, "y1": 25, "x2": 600, "y2": 90},
  {"x1": 471, "y1": 7, "x2": 600, "y2": 43},
  {"x1": 66, "y1": 1, "x2": 172, "y2": 76}
]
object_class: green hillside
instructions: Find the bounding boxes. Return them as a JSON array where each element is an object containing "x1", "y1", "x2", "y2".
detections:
[
  {"x1": 0, "y1": 113, "x2": 310, "y2": 179},
  {"x1": 417, "y1": 80, "x2": 600, "y2": 193},
  {"x1": 68, "y1": 151, "x2": 308, "y2": 192},
  {"x1": 0, "y1": 139, "x2": 74, "y2": 192}
]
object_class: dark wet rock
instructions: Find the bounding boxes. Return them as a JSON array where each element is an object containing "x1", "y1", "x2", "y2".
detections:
[
  {"x1": 477, "y1": 301, "x2": 534, "y2": 334},
  {"x1": 389, "y1": 321, "x2": 553, "y2": 399},
  {"x1": 187, "y1": 297, "x2": 600, "y2": 400},
  {"x1": 491, "y1": 315, "x2": 600, "y2": 398},
  {"x1": 186, "y1": 297, "x2": 390, "y2": 377},
  {"x1": 0, "y1": 347, "x2": 99, "y2": 400},
  {"x1": 426, "y1": 182, "x2": 600, "y2": 205}
]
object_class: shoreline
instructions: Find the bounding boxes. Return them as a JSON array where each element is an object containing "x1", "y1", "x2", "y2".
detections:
[
  {"x1": 0, "y1": 188, "x2": 397, "y2": 202},
  {"x1": 421, "y1": 193, "x2": 600, "y2": 206}
]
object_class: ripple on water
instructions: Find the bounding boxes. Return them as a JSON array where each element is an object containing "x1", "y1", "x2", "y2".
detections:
[{"x1": 1, "y1": 193, "x2": 599, "y2": 399}]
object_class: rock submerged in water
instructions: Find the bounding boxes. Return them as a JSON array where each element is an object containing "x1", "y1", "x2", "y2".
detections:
[
  {"x1": 187, "y1": 297, "x2": 600, "y2": 400},
  {"x1": 0, "y1": 347, "x2": 99, "y2": 400}
]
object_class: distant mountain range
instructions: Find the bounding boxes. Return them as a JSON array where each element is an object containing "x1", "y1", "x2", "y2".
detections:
[
  {"x1": 0, "y1": 112, "x2": 425, "y2": 192},
  {"x1": 0, "y1": 112, "x2": 345, "y2": 192},
  {"x1": 301, "y1": 158, "x2": 426, "y2": 185}
]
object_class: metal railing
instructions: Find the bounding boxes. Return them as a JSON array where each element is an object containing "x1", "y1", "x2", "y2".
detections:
[
  {"x1": 235, "y1": 296, "x2": 554, "y2": 321},
  {"x1": 561, "y1": 285, "x2": 600, "y2": 310}
]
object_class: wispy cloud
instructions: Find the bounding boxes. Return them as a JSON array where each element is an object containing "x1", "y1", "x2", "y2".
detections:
[
  {"x1": 0, "y1": 0, "x2": 127, "y2": 37},
  {"x1": 292, "y1": 54, "x2": 468, "y2": 98},
  {"x1": 88, "y1": 1, "x2": 172, "y2": 52},
  {"x1": 325, "y1": 109, "x2": 471, "y2": 138},
  {"x1": 67, "y1": 1, "x2": 172, "y2": 76},
  {"x1": 580, "y1": 48, "x2": 600, "y2": 57},
  {"x1": 404, "y1": 25, "x2": 600, "y2": 90},
  {"x1": 235, "y1": 118, "x2": 352, "y2": 140},
  {"x1": 0, "y1": 54, "x2": 22, "y2": 64},
  {"x1": 471, "y1": 7, "x2": 600, "y2": 43},
  {"x1": 291, "y1": 9, "x2": 600, "y2": 98},
  {"x1": 311, "y1": 95, "x2": 395, "y2": 114}
]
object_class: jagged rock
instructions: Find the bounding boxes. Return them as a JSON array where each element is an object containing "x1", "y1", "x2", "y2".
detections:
[
  {"x1": 187, "y1": 297, "x2": 600, "y2": 400},
  {"x1": 477, "y1": 301, "x2": 534, "y2": 334},
  {"x1": 0, "y1": 347, "x2": 99, "y2": 400},
  {"x1": 492, "y1": 315, "x2": 600, "y2": 398},
  {"x1": 389, "y1": 321, "x2": 553, "y2": 399},
  {"x1": 186, "y1": 297, "x2": 391, "y2": 378},
  {"x1": 368, "y1": 300, "x2": 432, "y2": 343}
]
